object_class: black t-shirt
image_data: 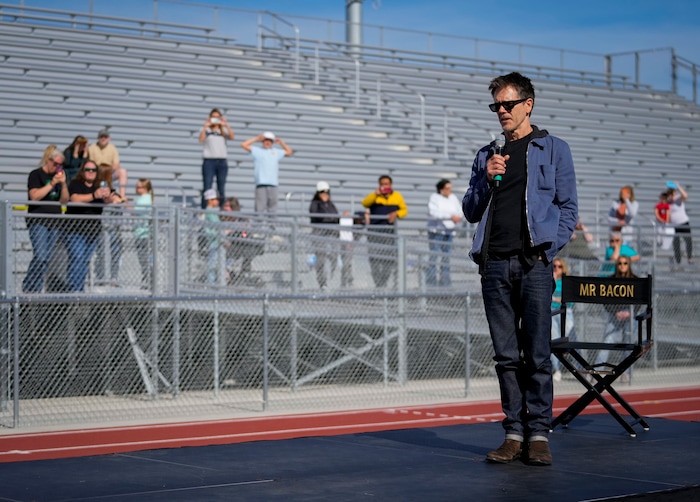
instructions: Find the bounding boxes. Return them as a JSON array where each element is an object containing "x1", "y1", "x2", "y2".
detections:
[
  {"x1": 27, "y1": 167, "x2": 62, "y2": 215},
  {"x1": 66, "y1": 179, "x2": 104, "y2": 238},
  {"x1": 488, "y1": 132, "x2": 532, "y2": 256}
]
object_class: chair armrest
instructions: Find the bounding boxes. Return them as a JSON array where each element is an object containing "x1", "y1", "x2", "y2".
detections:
[
  {"x1": 551, "y1": 307, "x2": 562, "y2": 317},
  {"x1": 635, "y1": 309, "x2": 651, "y2": 322}
]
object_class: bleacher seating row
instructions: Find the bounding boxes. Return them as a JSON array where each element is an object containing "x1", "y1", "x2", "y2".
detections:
[{"x1": 0, "y1": 18, "x2": 698, "y2": 233}]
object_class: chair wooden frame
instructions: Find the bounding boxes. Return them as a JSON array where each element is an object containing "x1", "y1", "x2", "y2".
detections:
[{"x1": 551, "y1": 274, "x2": 653, "y2": 437}]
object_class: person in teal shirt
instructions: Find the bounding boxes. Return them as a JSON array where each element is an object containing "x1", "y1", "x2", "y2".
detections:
[{"x1": 133, "y1": 178, "x2": 154, "y2": 288}]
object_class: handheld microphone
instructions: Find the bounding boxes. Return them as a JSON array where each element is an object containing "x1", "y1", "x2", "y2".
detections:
[{"x1": 493, "y1": 138, "x2": 505, "y2": 188}]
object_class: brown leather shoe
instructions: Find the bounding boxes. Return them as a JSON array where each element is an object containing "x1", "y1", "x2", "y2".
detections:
[
  {"x1": 486, "y1": 439, "x2": 522, "y2": 463},
  {"x1": 527, "y1": 441, "x2": 552, "y2": 466}
]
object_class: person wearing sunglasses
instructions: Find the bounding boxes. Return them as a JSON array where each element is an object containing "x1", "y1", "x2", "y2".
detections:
[
  {"x1": 550, "y1": 258, "x2": 574, "y2": 383},
  {"x1": 594, "y1": 256, "x2": 638, "y2": 381},
  {"x1": 23, "y1": 146, "x2": 69, "y2": 292},
  {"x1": 64, "y1": 160, "x2": 120, "y2": 292},
  {"x1": 463, "y1": 72, "x2": 578, "y2": 467},
  {"x1": 604, "y1": 231, "x2": 639, "y2": 275}
]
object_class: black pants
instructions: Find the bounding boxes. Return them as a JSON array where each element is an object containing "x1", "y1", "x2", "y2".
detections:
[
  {"x1": 367, "y1": 227, "x2": 396, "y2": 288},
  {"x1": 673, "y1": 222, "x2": 693, "y2": 263}
]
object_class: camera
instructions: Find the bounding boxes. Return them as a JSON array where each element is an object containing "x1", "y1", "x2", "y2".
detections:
[
  {"x1": 380, "y1": 186, "x2": 392, "y2": 195},
  {"x1": 210, "y1": 117, "x2": 221, "y2": 125}
]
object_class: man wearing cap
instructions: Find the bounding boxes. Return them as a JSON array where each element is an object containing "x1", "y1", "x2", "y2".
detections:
[
  {"x1": 88, "y1": 129, "x2": 127, "y2": 198},
  {"x1": 241, "y1": 132, "x2": 293, "y2": 215}
]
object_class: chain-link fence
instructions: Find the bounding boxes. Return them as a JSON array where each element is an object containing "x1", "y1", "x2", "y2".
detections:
[
  {"x1": 2, "y1": 288, "x2": 700, "y2": 430},
  {"x1": 2, "y1": 202, "x2": 700, "y2": 430}
]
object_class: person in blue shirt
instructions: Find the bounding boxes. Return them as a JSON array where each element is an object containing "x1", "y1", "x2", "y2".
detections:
[{"x1": 240, "y1": 132, "x2": 293, "y2": 216}]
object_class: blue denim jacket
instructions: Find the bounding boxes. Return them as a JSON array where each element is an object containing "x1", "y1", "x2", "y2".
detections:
[{"x1": 462, "y1": 126, "x2": 578, "y2": 265}]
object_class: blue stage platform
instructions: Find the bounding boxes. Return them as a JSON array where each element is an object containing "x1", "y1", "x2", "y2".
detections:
[{"x1": 1, "y1": 415, "x2": 699, "y2": 501}]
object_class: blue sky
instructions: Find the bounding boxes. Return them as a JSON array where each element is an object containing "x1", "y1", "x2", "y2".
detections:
[{"x1": 10, "y1": 1, "x2": 700, "y2": 98}]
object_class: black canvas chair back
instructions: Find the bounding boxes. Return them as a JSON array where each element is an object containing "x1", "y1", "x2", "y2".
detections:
[{"x1": 551, "y1": 274, "x2": 653, "y2": 436}]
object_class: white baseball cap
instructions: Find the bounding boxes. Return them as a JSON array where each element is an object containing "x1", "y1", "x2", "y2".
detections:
[
  {"x1": 203, "y1": 188, "x2": 218, "y2": 200},
  {"x1": 316, "y1": 181, "x2": 330, "y2": 192},
  {"x1": 262, "y1": 131, "x2": 276, "y2": 141}
]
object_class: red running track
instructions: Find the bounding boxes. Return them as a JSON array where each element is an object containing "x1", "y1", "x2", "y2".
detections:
[{"x1": 1, "y1": 386, "x2": 698, "y2": 463}]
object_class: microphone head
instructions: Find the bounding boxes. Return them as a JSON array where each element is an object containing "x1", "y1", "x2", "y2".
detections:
[{"x1": 493, "y1": 138, "x2": 505, "y2": 153}]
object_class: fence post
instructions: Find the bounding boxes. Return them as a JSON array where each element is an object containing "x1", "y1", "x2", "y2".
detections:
[
  {"x1": 213, "y1": 299, "x2": 220, "y2": 396},
  {"x1": 262, "y1": 295, "x2": 269, "y2": 411},
  {"x1": 13, "y1": 298, "x2": 20, "y2": 427},
  {"x1": 464, "y1": 291, "x2": 471, "y2": 397},
  {"x1": 0, "y1": 201, "x2": 12, "y2": 297},
  {"x1": 397, "y1": 237, "x2": 407, "y2": 385}
]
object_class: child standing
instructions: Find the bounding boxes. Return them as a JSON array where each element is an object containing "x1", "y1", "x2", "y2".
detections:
[{"x1": 654, "y1": 190, "x2": 673, "y2": 251}]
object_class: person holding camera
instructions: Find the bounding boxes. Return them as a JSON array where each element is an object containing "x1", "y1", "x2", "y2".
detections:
[
  {"x1": 362, "y1": 175, "x2": 408, "y2": 288},
  {"x1": 65, "y1": 160, "x2": 121, "y2": 292},
  {"x1": 199, "y1": 108, "x2": 234, "y2": 209},
  {"x1": 62, "y1": 135, "x2": 89, "y2": 183},
  {"x1": 23, "y1": 146, "x2": 69, "y2": 292}
]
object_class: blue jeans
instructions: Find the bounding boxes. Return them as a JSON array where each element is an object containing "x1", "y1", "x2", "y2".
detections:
[
  {"x1": 66, "y1": 233, "x2": 99, "y2": 292},
  {"x1": 23, "y1": 222, "x2": 60, "y2": 292},
  {"x1": 426, "y1": 231, "x2": 453, "y2": 286},
  {"x1": 481, "y1": 256, "x2": 554, "y2": 439},
  {"x1": 201, "y1": 158, "x2": 228, "y2": 208}
]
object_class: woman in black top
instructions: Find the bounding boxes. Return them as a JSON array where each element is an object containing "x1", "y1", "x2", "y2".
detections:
[
  {"x1": 309, "y1": 181, "x2": 339, "y2": 289},
  {"x1": 22, "y1": 146, "x2": 69, "y2": 292},
  {"x1": 65, "y1": 160, "x2": 119, "y2": 292}
]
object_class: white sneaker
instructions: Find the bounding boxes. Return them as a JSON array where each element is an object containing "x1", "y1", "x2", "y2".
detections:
[{"x1": 553, "y1": 370, "x2": 562, "y2": 382}]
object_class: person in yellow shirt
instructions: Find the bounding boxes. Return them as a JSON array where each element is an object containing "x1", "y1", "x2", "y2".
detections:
[{"x1": 361, "y1": 175, "x2": 408, "y2": 287}]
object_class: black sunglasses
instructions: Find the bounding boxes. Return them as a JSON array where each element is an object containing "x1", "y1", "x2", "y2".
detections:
[
  {"x1": 488, "y1": 98, "x2": 528, "y2": 113},
  {"x1": 84, "y1": 167, "x2": 98, "y2": 172}
]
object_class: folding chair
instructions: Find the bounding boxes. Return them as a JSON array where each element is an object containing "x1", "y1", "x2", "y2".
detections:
[{"x1": 550, "y1": 274, "x2": 653, "y2": 436}]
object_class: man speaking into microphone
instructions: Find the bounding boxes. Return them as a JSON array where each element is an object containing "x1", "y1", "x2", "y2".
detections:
[{"x1": 462, "y1": 72, "x2": 578, "y2": 466}]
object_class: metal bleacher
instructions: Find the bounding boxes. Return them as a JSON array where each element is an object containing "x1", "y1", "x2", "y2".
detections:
[{"x1": 0, "y1": 12, "x2": 699, "y2": 232}]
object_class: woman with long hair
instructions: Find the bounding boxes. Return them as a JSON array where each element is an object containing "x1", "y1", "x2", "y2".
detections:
[
  {"x1": 62, "y1": 135, "x2": 89, "y2": 182},
  {"x1": 133, "y1": 178, "x2": 155, "y2": 287},
  {"x1": 608, "y1": 185, "x2": 639, "y2": 245},
  {"x1": 22, "y1": 146, "x2": 69, "y2": 292},
  {"x1": 550, "y1": 257, "x2": 574, "y2": 382},
  {"x1": 594, "y1": 255, "x2": 638, "y2": 375},
  {"x1": 65, "y1": 160, "x2": 119, "y2": 292}
]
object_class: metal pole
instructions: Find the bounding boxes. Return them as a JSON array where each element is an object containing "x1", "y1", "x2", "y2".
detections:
[
  {"x1": 314, "y1": 44, "x2": 319, "y2": 85},
  {"x1": 671, "y1": 49, "x2": 678, "y2": 95},
  {"x1": 418, "y1": 93, "x2": 425, "y2": 146},
  {"x1": 262, "y1": 295, "x2": 269, "y2": 411},
  {"x1": 397, "y1": 237, "x2": 407, "y2": 385},
  {"x1": 213, "y1": 299, "x2": 220, "y2": 396},
  {"x1": 257, "y1": 11, "x2": 262, "y2": 51},
  {"x1": 355, "y1": 58, "x2": 360, "y2": 108},
  {"x1": 294, "y1": 26, "x2": 300, "y2": 73},
  {"x1": 13, "y1": 298, "x2": 19, "y2": 427},
  {"x1": 443, "y1": 113, "x2": 448, "y2": 158},
  {"x1": 464, "y1": 292, "x2": 471, "y2": 397}
]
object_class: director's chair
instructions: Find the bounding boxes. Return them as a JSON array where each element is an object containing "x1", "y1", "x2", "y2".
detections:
[{"x1": 551, "y1": 274, "x2": 653, "y2": 437}]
